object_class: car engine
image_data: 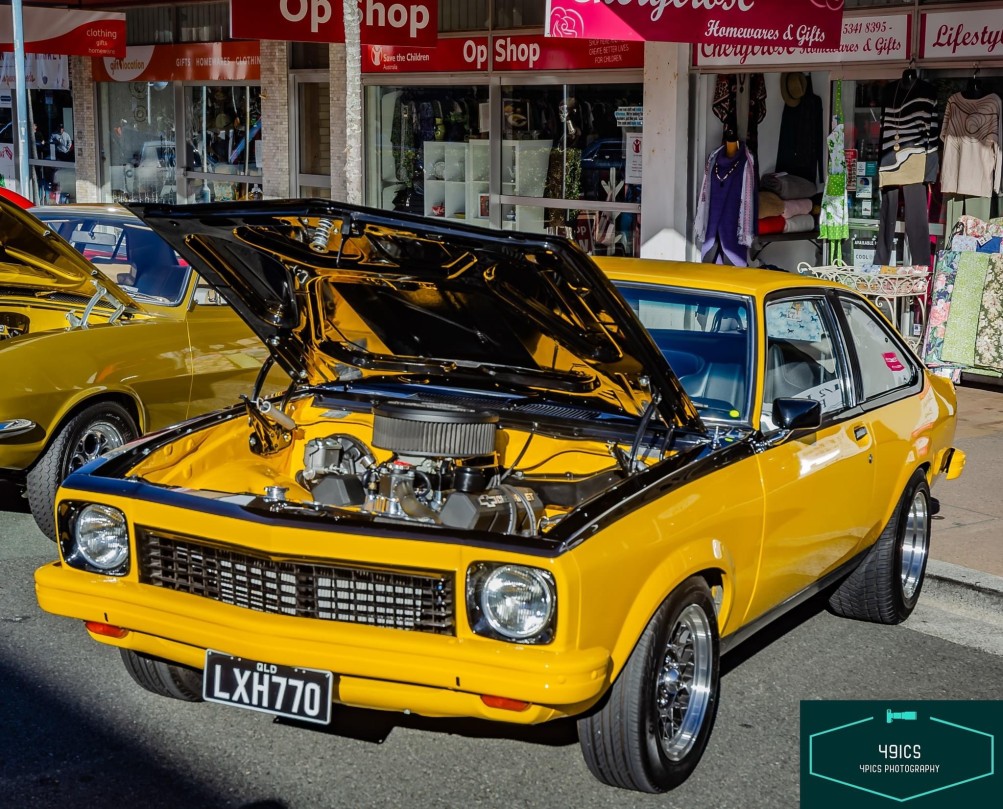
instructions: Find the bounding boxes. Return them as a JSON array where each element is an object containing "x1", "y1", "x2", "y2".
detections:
[{"x1": 293, "y1": 402, "x2": 544, "y2": 534}]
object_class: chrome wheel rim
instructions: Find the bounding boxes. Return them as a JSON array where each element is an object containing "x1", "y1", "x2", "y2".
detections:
[
  {"x1": 900, "y1": 490, "x2": 929, "y2": 601},
  {"x1": 655, "y1": 603, "x2": 714, "y2": 761},
  {"x1": 68, "y1": 420, "x2": 127, "y2": 473}
]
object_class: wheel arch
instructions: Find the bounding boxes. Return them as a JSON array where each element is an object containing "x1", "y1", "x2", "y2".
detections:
[
  {"x1": 30, "y1": 389, "x2": 145, "y2": 470},
  {"x1": 604, "y1": 555, "x2": 730, "y2": 685}
]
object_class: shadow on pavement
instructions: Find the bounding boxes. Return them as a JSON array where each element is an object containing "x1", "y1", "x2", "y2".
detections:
[
  {"x1": 0, "y1": 478, "x2": 30, "y2": 513},
  {"x1": 277, "y1": 704, "x2": 579, "y2": 747},
  {"x1": 0, "y1": 656, "x2": 286, "y2": 809}
]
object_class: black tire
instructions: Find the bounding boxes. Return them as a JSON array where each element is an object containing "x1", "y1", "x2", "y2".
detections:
[
  {"x1": 828, "y1": 470, "x2": 931, "y2": 624},
  {"x1": 120, "y1": 650, "x2": 204, "y2": 702},
  {"x1": 26, "y1": 402, "x2": 138, "y2": 541},
  {"x1": 578, "y1": 576, "x2": 720, "y2": 793}
]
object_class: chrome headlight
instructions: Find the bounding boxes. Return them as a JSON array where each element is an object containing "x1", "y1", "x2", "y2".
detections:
[
  {"x1": 64, "y1": 503, "x2": 130, "y2": 575},
  {"x1": 467, "y1": 563, "x2": 556, "y2": 644}
]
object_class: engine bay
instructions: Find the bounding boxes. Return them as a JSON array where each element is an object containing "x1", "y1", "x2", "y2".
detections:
[{"x1": 127, "y1": 395, "x2": 662, "y2": 537}]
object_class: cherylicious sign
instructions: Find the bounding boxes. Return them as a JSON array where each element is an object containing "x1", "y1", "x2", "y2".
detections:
[{"x1": 546, "y1": 0, "x2": 844, "y2": 49}]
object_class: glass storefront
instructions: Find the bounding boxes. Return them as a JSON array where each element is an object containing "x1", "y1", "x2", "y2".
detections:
[
  {"x1": 364, "y1": 79, "x2": 643, "y2": 257},
  {"x1": 97, "y1": 79, "x2": 262, "y2": 205},
  {"x1": 30, "y1": 88, "x2": 76, "y2": 204},
  {"x1": 365, "y1": 84, "x2": 490, "y2": 220},
  {"x1": 185, "y1": 84, "x2": 263, "y2": 201},
  {"x1": 100, "y1": 81, "x2": 176, "y2": 203}
]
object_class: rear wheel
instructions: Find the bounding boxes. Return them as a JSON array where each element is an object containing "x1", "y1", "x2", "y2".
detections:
[
  {"x1": 26, "y1": 402, "x2": 138, "y2": 540},
  {"x1": 578, "y1": 576, "x2": 720, "y2": 793},
  {"x1": 120, "y1": 650, "x2": 204, "y2": 702},
  {"x1": 828, "y1": 470, "x2": 931, "y2": 624}
]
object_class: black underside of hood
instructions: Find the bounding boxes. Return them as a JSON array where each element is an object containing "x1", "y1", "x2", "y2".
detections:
[{"x1": 132, "y1": 199, "x2": 704, "y2": 433}]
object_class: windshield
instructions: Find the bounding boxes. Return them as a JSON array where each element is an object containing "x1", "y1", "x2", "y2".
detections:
[
  {"x1": 34, "y1": 212, "x2": 191, "y2": 306},
  {"x1": 614, "y1": 282, "x2": 754, "y2": 423}
]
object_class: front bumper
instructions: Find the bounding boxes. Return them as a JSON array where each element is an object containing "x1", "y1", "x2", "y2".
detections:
[{"x1": 35, "y1": 561, "x2": 611, "y2": 724}]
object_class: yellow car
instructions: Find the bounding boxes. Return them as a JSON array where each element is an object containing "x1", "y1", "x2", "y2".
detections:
[
  {"x1": 34, "y1": 201, "x2": 963, "y2": 793},
  {"x1": 0, "y1": 202, "x2": 278, "y2": 538}
]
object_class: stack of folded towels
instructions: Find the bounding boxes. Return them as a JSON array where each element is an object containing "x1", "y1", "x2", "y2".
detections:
[{"x1": 757, "y1": 172, "x2": 818, "y2": 236}]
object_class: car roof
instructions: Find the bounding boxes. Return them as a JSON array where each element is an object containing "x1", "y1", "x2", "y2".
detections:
[
  {"x1": 32, "y1": 204, "x2": 136, "y2": 219},
  {"x1": 594, "y1": 256, "x2": 835, "y2": 299}
]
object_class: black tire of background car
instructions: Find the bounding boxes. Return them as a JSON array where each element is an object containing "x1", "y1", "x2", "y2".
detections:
[
  {"x1": 577, "y1": 576, "x2": 721, "y2": 793},
  {"x1": 26, "y1": 402, "x2": 139, "y2": 541},
  {"x1": 120, "y1": 650, "x2": 204, "y2": 702},
  {"x1": 827, "y1": 470, "x2": 931, "y2": 624}
]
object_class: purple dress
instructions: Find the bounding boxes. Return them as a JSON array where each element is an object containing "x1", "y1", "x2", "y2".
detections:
[{"x1": 700, "y1": 149, "x2": 750, "y2": 266}]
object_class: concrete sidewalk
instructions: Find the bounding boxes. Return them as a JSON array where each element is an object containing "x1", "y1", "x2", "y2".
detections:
[
  {"x1": 921, "y1": 385, "x2": 1003, "y2": 653},
  {"x1": 932, "y1": 385, "x2": 1003, "y2": 578}
]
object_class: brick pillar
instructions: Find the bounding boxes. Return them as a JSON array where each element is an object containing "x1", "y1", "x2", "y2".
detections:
[
  {"x1": 260, "y1": 40, "x2": 290, "y2": 199},
  {"x1": 69, "y1": 56, "x2": 99, "y2": 203}
]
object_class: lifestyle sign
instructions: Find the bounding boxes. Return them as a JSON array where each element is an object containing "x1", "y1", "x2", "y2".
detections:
[
  {"x1": 545, "y1": 0, "x2": 844, "y2": 49},
  {"x1": 921, "y1": 8, "x2": 1003, "y2": 60}
]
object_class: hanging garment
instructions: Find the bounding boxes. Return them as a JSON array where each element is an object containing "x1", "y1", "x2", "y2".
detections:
[
  {"x1": 922, "y1": 251, "x2": 961, "y2": 369},
  {"x1": 975, "y1": 255, "x2": 1003, "y2": 369},
  {"x1": 874, "y1": 183, "x2": 931, "y2": 268},
  {"x1": 819, "y1": 80, "x2": 849, "y2": 245},
  {"x1": 694, "y1": 144, "x2": 757, "y2": 266},
  {"x1": 775, "y1": 74, "x2": 824, "y2": 184},
  {"x1": 878, "y1": 77, "x2": 939, "y2": 187},
  {"x1": 712, "y1": 74, "x2": 767, "y2": 165},
  {"x1": 940, "y1": 92, "x2": 1003, "y2": 198}
]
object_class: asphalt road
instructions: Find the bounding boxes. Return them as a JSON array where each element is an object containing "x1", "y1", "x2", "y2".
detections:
[{"x1": 2, "y1": 491, "x2": 1001, "y2": 809}]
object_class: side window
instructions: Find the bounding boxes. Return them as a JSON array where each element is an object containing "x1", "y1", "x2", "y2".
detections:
[
  {"x1": 194, "y1": 274, "x2": 228, "y2": 306},
  {"x1": 840, "y1": 299, "x2": 918, "y2": 400},
  {"x1": 762, "y1": 298, "x2": 846, "y2": 430}
]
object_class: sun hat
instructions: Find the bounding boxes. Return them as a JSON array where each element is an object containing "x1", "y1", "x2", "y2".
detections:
[{"x1": 781, "y1": 72, "x2": 808, "y2": 107}]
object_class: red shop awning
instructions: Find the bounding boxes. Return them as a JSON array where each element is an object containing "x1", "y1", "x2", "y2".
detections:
[
  {"x1": 0, "y1": 6, "x2": 125, "y2": 57},
  {"x1": 545, "y1": 0, "x2": 844, "y2": 50}
]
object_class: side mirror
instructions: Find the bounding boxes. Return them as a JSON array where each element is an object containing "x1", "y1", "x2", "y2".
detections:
[{"x1": 773, "y1": 398, "x2": 822, "y2": 431}]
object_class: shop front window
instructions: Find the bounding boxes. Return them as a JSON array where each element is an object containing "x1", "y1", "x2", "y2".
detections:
[
  {"x1": 99, "y1": 81, "x2": 177, "y2": 204},
  {"x1": 185, "y1": 84, "x2": 263, "y2": 202},
  {"x1": 364, "y1": 84, "x2": 490, "y2": 221},
  {"x1": 500, "y1": 82, "x2": 643, "y2": 255},
  {"x1": 30, "y1": 88, "x2": 76, "y2": 204}
]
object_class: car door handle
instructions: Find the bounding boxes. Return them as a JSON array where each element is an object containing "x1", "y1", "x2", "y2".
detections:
[{"x1": 853, "y1": 425, "x2": 868, "y2": 441}]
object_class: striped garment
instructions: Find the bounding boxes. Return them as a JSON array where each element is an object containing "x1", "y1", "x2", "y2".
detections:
[
  {"x1": 878, "y1": 78, "x2": 939, "y2": 187},
  {"x1": 940, "y1": 92, "x2": 1003, "y2": 198}
]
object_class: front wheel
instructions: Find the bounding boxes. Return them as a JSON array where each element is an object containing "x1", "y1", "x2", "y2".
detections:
[
  {"x1": 828, "y1": 470, "x2": 931, "y2": 624},
  {"x1": 578, "y1": 576, "x2": 720, "y2": 793},
  {"x1": 120, "y1": 650, "x2": 204, "y2": 702},
  {"x1": 26, "y1": 402, "x2": 138, "y2": 540}
]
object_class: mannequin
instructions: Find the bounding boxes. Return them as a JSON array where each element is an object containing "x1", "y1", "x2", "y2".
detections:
[
  {"x1": 694, "y1": 124, "x2": 756, "y2": 266},
  {"x1": 875, "y1": 66, "x2": 938, "y2": 268}
]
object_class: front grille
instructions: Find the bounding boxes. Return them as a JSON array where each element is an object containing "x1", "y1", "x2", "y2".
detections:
[{"x1": 137, "y1": 528, "x2": 455, "y2": 634}]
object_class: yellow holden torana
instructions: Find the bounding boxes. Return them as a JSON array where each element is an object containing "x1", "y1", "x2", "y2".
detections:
[
  {"x1": 34, "y1": 200, "x2": 964, "y2": 793},
  {"x1": 0, "y1": 202, "x2": 283, "y2": 539}
]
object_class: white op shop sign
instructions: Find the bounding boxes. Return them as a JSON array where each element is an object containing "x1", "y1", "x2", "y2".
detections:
[
  {"x1": 921, "y1": 9, "x2": 1003, "y2": 60},
  {"x1": 694, "y1": 13, "x2": 910, "y2": 67}
]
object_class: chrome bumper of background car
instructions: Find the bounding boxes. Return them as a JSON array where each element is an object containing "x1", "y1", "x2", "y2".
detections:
[{"x1": 0, "y1": 419, "x2": 35, "y2": 439}]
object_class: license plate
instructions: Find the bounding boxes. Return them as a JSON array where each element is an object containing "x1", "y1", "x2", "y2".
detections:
[{"x1": 203, "y1": 650, "x2": 333, "y2": 725}]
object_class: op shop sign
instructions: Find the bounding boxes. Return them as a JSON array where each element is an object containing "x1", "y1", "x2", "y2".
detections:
[
  {"x1": 230, "y1": 0, "x2": 436, "y2": 47},
  {"x1": 545, "y1": 0, "x2": 844, "y2": 49}
]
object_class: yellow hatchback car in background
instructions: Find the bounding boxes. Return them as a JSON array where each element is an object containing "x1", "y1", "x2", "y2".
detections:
[
  {"x1": 34, "y1": 201, "x2": 963, "y2": 793},
  {"x1": 0, "y1": 202, "x2": 278, "y2": 538}
]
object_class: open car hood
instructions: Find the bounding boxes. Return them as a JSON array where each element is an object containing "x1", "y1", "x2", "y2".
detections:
[
  {"x1": 134, "y1": 200, "x2": 704, "y2": 432},
  {"x1": 0, "y1": 198, "x2": 139, "y2": 308}
]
